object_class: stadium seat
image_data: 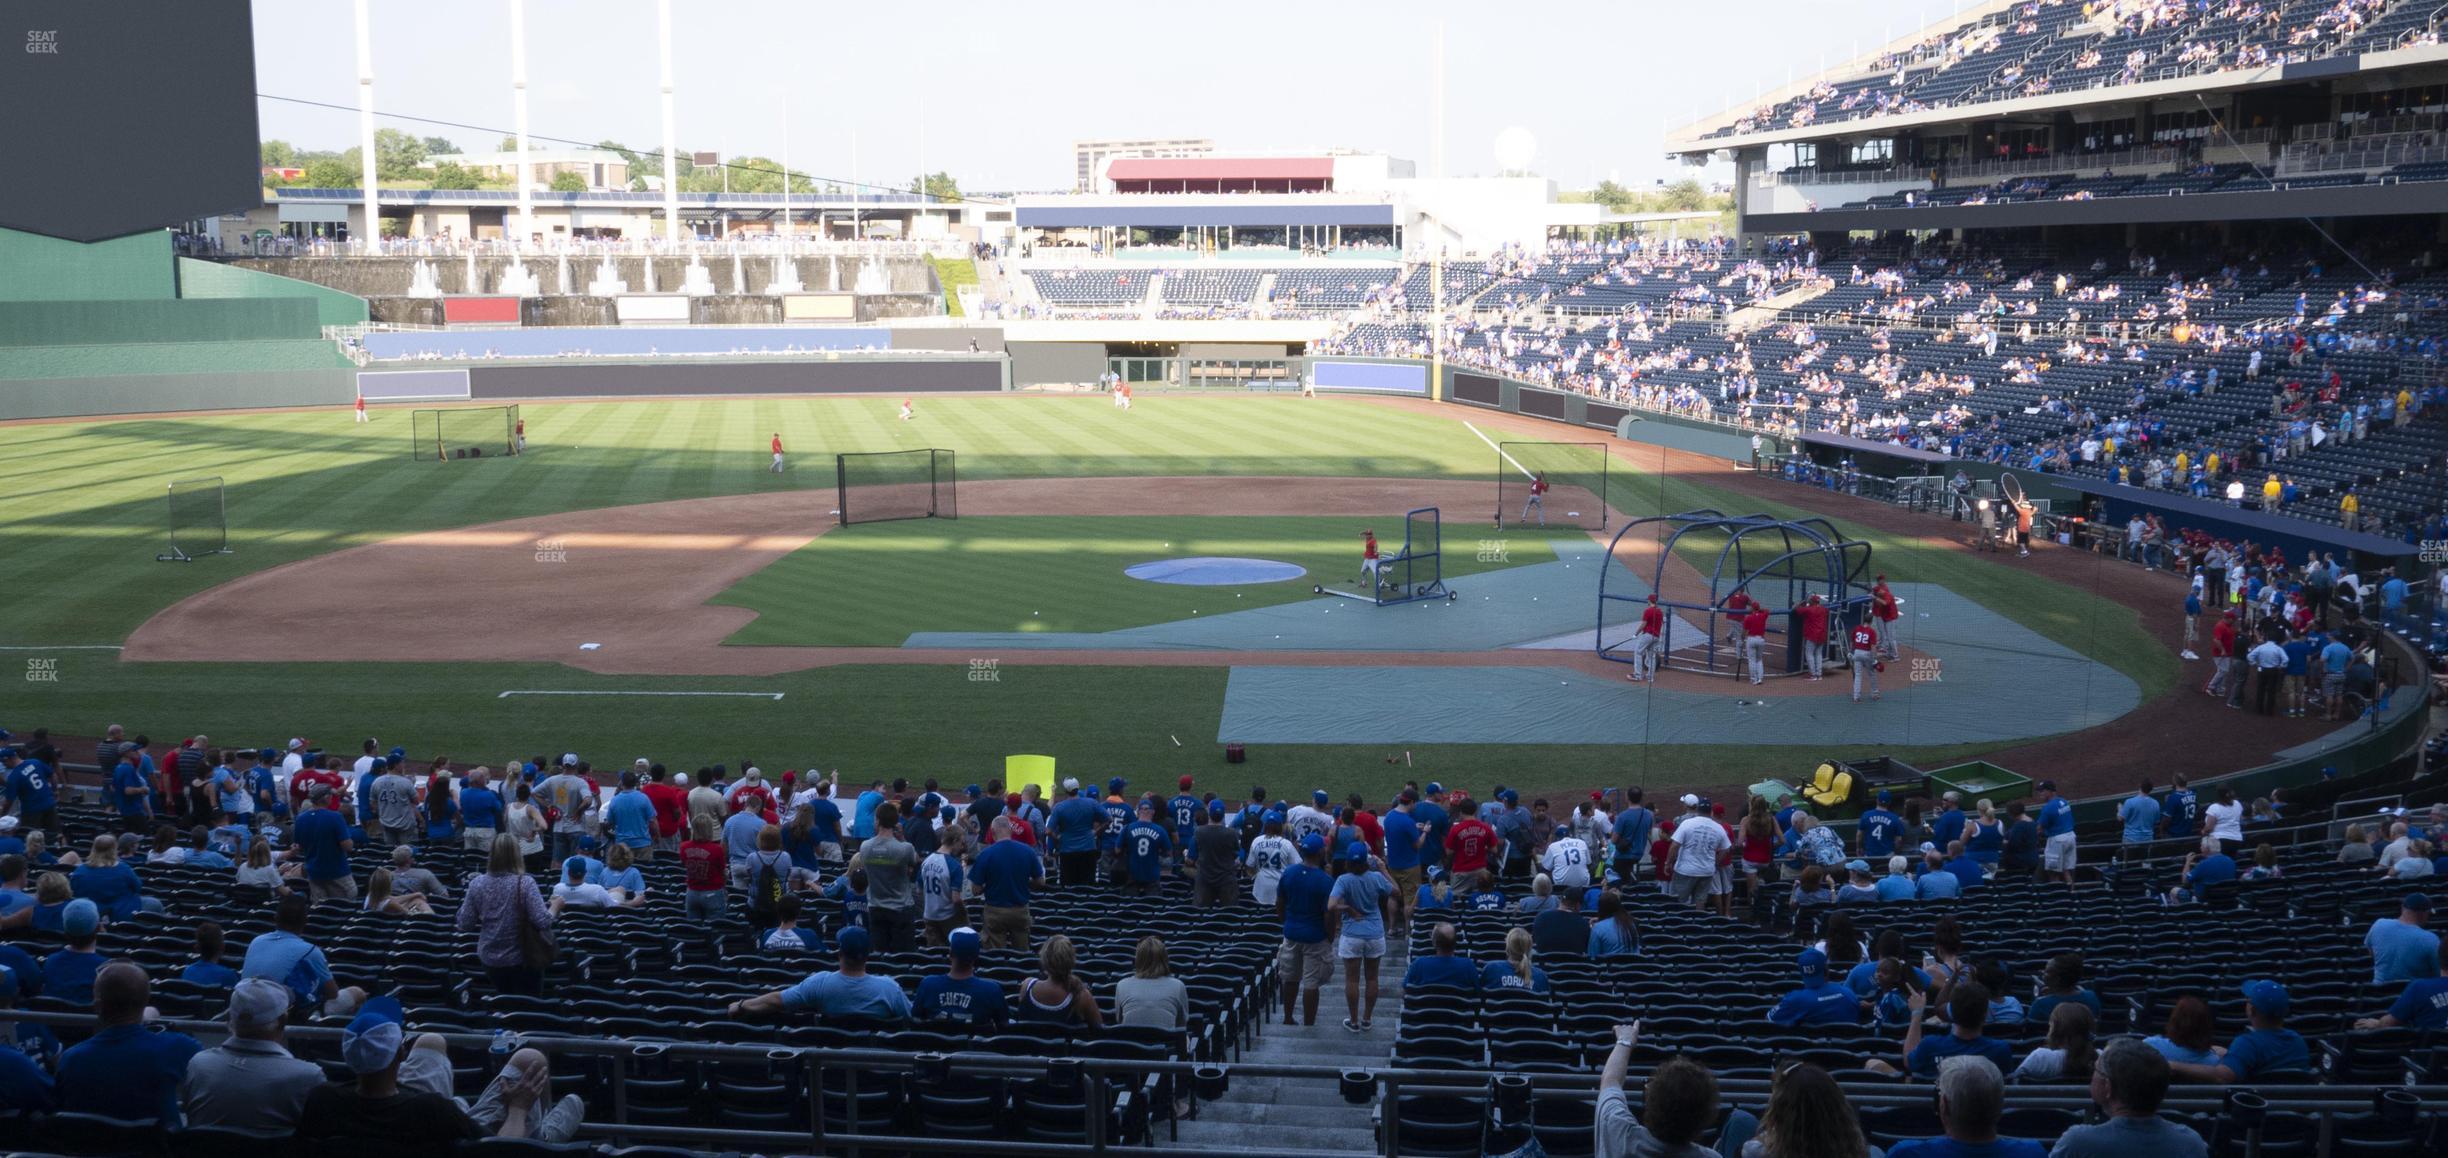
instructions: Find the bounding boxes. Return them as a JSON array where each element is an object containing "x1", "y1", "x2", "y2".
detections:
[
  {"x1": 1806, "y1": 769, "x2": 1855, "y2": 810},
  {"x1": 29, "y1": 1111, "x2": 166, "y2": 1156}
]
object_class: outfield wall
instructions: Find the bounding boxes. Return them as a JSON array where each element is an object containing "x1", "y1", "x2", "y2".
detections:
[
  {"x1": 0, "y1": 368, "x2": 355, "y2": 420},
  {"x1": 462, "y1": 357, "x2": 1005, "y2": 399}
]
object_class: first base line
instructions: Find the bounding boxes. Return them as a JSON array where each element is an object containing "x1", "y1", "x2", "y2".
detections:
[{"x1": 497, "y1": 690, "x2": 785, "y2": 701}]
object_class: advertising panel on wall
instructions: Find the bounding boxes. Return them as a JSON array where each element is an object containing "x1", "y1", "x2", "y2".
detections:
[
  {"x1": 357, "y1": 369, "x2": 473, "y2": 401},
  {"x1": 467, "y1": 359, "x2": 1000, "y2": 399},
  {"x1": 1517, "y1": 388, "x2": 1569, "y2": 419},
  {"x1": 614, "y1": 295, "x2": 693, "y2": 324},
  {"x1": 441, "y1": 297, "x2": 522, "y2": 326},
  {"x1": 1451, "y1": 372, "x2": 1503, "y2": 407},
  {"x1": 1310, "y1": 360, "x2": 1426, "y2": 395},
  {"x1": 782, "y1": 294, "x2": 857, "y2": 321}
]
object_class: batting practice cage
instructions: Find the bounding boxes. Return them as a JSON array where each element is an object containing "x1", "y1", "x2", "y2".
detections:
[
  {"x1": 155, "y1": 476, "x2": 233, "y2": 562},
  {"x1": 837, "y1": 448, "x2": 958, "y2": 526},
  {"x1": 1596, "y1": 510, "x2": 1872, "y2": 677},
  {"x1": 1315, "y1": 506, "x2": 1455, "y2": 606},
  {"x1": 1497, "y1": 441, "x2": 1610, "y2": 531},
  {"x1": 412, "y1": 405, "x2": 521, "y2": 461}
]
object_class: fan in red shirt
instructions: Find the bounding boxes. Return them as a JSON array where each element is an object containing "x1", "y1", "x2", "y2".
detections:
[
  {"x1": 641, "y1": 768, "x2": 689, "y2": 849},
  {"x1": 1797, "y1": 594, "x2": 1831, "y2": 681},
  {"x1": 1847, "y1": 619, "x2": 1882, "y2": 703},
  {"x1": 1004, "y1": 793, "x2": 1038, "y2": 846},
  {"x1": 1870, "y1": 575, "x2": 1903, "y2": 660},
  {"x1": 1346, "y1": 794, "x2": 1384, "y2": 856},
  {"x1": 1444, "y1": 801, "x2": 1495, "y2": 876},
  {"x1": 679, "y1": 827, "x2": 728, "y2": 912},
  {"x1": 288, "y1": 758, "x2": 344, "y2": 814}
]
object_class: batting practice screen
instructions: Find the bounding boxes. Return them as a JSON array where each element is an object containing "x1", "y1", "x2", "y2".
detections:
[
  {"x1": 1498, "y1": 441, "x2": 1610, "y2": 531},
  {"x1": 837, "y1": 449, "x2": 958, "y2": 526},
  {"x1": 412, "y1": 405, "x2": 521, "y2": 461},
  {"x1": 156, "y1": 476, "x2": 232, "y2": 561}
]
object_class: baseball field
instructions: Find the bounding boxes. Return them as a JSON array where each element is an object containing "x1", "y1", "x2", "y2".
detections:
[{"x1": 4, "y1": 392, "x2": 2182, "y2": 801}]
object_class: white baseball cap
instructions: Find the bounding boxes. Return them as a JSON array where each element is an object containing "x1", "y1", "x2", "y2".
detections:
[
  {"x1": 633, "y1": 758, "x2": 650, "y2": 769},
  {"x1": 745, "y1": 766, "x2": 763, "y2": 779},
  {"x1": 673, "y1": 772, "x2": 690, "y2": 787},
  {"x1": 287, "y1": 738, "x2": 306, "y2": 750},
  {"x1": 1679, "y1": 793, "x2": 1702, "y2": 807},
  {"x1": 560, "y1": 753, "x2": 578, "y2": 766}
]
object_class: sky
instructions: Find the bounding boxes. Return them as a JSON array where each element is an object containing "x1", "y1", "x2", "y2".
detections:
[{"x1": 250, "y1": 0, "x2": 1957, "y2": 192}]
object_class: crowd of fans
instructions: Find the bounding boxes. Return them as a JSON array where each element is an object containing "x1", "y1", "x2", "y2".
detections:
[{"x1": 0, "y1": 710, "x2": 2441, "y2": 1153}]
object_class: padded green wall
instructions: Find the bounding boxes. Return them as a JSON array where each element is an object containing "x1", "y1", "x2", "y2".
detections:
[
  {"x1": 178, "y1": 257, "x2": 370, "y2": 328},
  {"x1": 0, "y1": 298, "x2": 322, "y2": 348},
  {"x1": 0, "y1": 228, "x2": 176, "y2": 301}
]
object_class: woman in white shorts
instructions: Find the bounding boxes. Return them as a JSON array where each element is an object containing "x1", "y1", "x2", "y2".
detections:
[{"x1": 1327, "y1": 847, "x2": 1394, "y2": 1033}]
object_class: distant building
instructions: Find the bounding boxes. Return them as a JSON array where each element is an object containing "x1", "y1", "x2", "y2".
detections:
[
  {"x1": 1072, "y1": 137, "x2": 1213, "y2": 191},
  {"x1": 425, "y1": 148, "x2": 631, "y2": 191}
]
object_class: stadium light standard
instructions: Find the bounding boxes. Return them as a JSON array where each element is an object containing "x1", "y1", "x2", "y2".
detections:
[
  {"x1": 354, "y1": 0, "x2": 378, "y2": 253},
  {"x1": 657, "y1": 0, "x2": 680, "y2": 246},
  {"x1": 511, "y1": 0, "x2": 532, "y2": 252}
]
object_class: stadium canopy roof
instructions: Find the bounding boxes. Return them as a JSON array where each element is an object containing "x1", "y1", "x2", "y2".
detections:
[
  {"x1": 1108, "y1": 157, "x2": 1335, "y2": 193},
  {"x1": 1109, "y1": 157, "x2": 1332, "y2": 182}
]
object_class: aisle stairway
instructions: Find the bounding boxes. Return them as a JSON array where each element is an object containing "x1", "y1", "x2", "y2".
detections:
[{"x1": 1172, "y1": 934, "x2": 1407, "y2": 1152}]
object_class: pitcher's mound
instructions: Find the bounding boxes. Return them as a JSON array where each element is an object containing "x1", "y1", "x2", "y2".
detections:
[{"x1": 1124, "y1": 557, "x2": 1307, "y2": 586}]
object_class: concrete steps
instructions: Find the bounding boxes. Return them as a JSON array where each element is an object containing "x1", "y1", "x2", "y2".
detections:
[{"x1": 1172, "y1": 934, "x2": 1407, "y2": 1153}]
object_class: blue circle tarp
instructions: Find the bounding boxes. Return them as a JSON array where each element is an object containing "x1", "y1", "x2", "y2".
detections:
[{"x1": 1124, "y1": 557, "x2": 1307, "y2": 586}]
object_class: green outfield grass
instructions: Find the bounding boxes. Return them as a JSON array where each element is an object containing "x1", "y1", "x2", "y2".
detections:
[
  {"x1": 10, "y1": 649, "x2": 2009, "y2": 801},
  {"x1": 1, "y1": 392, "x2": 2163, "y2": 790},
  {"x1": 712, "y1": 514, "x2": 1552, "y2": 645}
]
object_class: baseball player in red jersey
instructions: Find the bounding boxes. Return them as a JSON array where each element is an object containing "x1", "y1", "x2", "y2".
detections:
[
  {"x1": 353, "y1": 394, "x2": 367, "y2": 424},
  {"x1": 1848, "y1": 619, "x2": 1882, "y2": 702},
  {"x1": 899, "y1": 397, "x2": 915, "y2": 421},
  {"x1": 1627, "y1": 594, "x2": 1666, "y2": 682},
  {"x1": 770, "y1": 433, "x2": 786, "y2": 474},
  {"x1": 1359, "y1": 530, "x2": 1382, "y2": 588},
  {"x1": 1720, "y1": 589, "x2": 1753, "y2": 654},
  {"x1": 1740, "y1": 602, "x2": 1771, "y2": 685},
  {"x1": 1870, "y1": 575, "x2": 1902, "y2": 660},
  {"x1": 1797, "y1": 594, "x2": 1831, "y2": 680},
  {"x1": 1519, "y1": 472, "x2": 1549, "y2": 527},
  {"x1": 2207, "y1": 609, "x2": 2239, "y2": 697}
]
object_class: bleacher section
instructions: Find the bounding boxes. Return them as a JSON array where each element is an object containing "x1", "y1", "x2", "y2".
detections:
[
  {"x1": 1709, "y1": 0, "x2": 2415, "y2": 139},
  {"x1": 361, "y1": 326, "x2": 893, "y2": 362}
]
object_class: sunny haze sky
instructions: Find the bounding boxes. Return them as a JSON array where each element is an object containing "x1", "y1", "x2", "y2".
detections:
[{"x1": 251, "y1": 0, "x2": 1952, "y2": 192}]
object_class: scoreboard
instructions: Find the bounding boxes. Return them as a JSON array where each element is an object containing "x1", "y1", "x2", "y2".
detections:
[{"x1": 0, "y1": 0, "x2": 261, "y2": 242}]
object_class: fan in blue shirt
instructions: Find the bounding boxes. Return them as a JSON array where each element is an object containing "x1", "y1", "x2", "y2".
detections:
[
  {"x1": 1098, "y1": 796, "x2": 1134, "y2": 852},
  {"x1": 604, "y1": 782, "x2": 656, "y2": 850},
  {"x1": 54, "y1": 962, "x2": 202, "y2": 1126},
  {"x1": 1769, "y1": 949, "x2": 1863, "y2": 1026},
  {"x1": 1122, "y1": 805, "x2": 1173, "y2": 885},
  {"x1": 1049, "y1": 794, "x2": 1101, "y2": 854},
  {"x1": 2161, "y1": 783, "x2": 2196, "y2": 840},
  {"x1": 1276, "y1": 839, "x2": 1334, "y2": 944},
  {"x1": 2364, "y1": 901, "x2": 2441, "y2": 984},
  {"x1": 1857, "y1": 799, "x2": 1902, "y2": 859},
  {"x1": 2, "y1": 753, "x2": 55, "y2": 819},
  {"x1": 1412, "y1": 796, "x2": 1450, "y2": 868},
  {"x1": 915, "y1": 931, "x2": 1009, "y2": 1027},
  {"x1": 2372, "y1": 972, "x2": 2448, "y2": 1031},
  {"x1": 971, "y1": 829, "x2": 1042, "y2": 909},
  {"x1": 1381, "y1": 807, "x2": 1421, "y2": 871},
  {"x1": 1168, "y1": 790, "x2": 1202, "y2": 848},
  {"x1": 2180, "y1": 982, "x2": 2308, "y2": 1082},
  {"x1": 2119, "y1": 788, "x2": 2161, "y2": 844}
]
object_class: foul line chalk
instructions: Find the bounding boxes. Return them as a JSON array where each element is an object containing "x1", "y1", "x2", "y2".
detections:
[
  {"x1": 497, "y1": 690, "x2": 784, "y2": 701},
  {"x1": 0, "y1": 645, "x2": 124, "y2": 651},
  {"x1": 1463, "y1": 421, "x2": 1536, "y2": 480}
]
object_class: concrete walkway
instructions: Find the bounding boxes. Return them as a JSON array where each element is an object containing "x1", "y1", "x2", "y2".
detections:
[{"x1": 1173, "y1": 936, "x2": 1408, "y2": 1153}]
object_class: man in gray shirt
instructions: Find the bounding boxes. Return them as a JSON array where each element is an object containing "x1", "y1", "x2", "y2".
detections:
[
  {"x1": 180, "y1": 978, "x2": 326, "y2": 1132},
  {"x1": 853, "y1": 802, "x2": 919, "y2": 953},
  {"x1": 2049, "y1": 1038, "x2": 2206, "y2": 1157},
  {"x1": 386, "y1": 845, "x2": 451, "y2": 900},
  {"x1": 371, "y1": 766, "x2": 419, "y2": 846}
]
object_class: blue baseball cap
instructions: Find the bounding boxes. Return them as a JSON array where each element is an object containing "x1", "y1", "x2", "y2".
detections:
[
  {"x1": 2405, "y1": 893, "x2": 2433, "y2": 913},
  {"x1": 340, "y1": 995, "x2": 407, "y2": 1074},
  {"x1": 1263, "y1": 808, "x2": 1287, "y2": 825},
  {"x1": 1298, "y1": 833, "x2": 1326, "y2": 854},
  {"x1": 1424, "y1": 782, "x2": 1443, "y2": 795},
  {"x1": 1108, "y1": 777, "x2": 1127, "y2": 794},
  {"x1": 260, "y1": 747, "x2": 280, "y2": 762},
  {"x1": 1876, "y1": 790, "x2": 1892, "y2": 804},
  {"x1": 577, "y1": 835, "x2": 598, "y2": 851},
  {"x1": 1313, "y1": 789, "x2": 1329, "y2": 804},
  {"x1": 1500, "y1": 789, "x2": 1519, "y2": 804},
  {"x1": 388, "y1": 746, "x2": 406, "y2": 760},
  {"x1": 964, "y1": 784, "x2": 982, "y2": 797},
  {"x1": 61, "y1": 899, "x2": 99, "y2": 939},
  {"x1": 1209, "y1": 800, "x2": 1227, "y2": 817},
  {"x1": 948, "y1": 927, "x2": 981, "y2": 959},
  {"x1": 0, "y1": 748, "x2": 16, "y2": 762},
  {"x1": 1797, "y1": 948, "x2": 1828, "y2": 976},
  {"x1": 1343, "y1": 841, "x2": 1370, "y2": 862},
  {"x1": 837, "y1": 926, "x2": 872, "y2": 958},
  {"x1": 2241, "y1": 980, "x2": 2289, "y2": 1018}
]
